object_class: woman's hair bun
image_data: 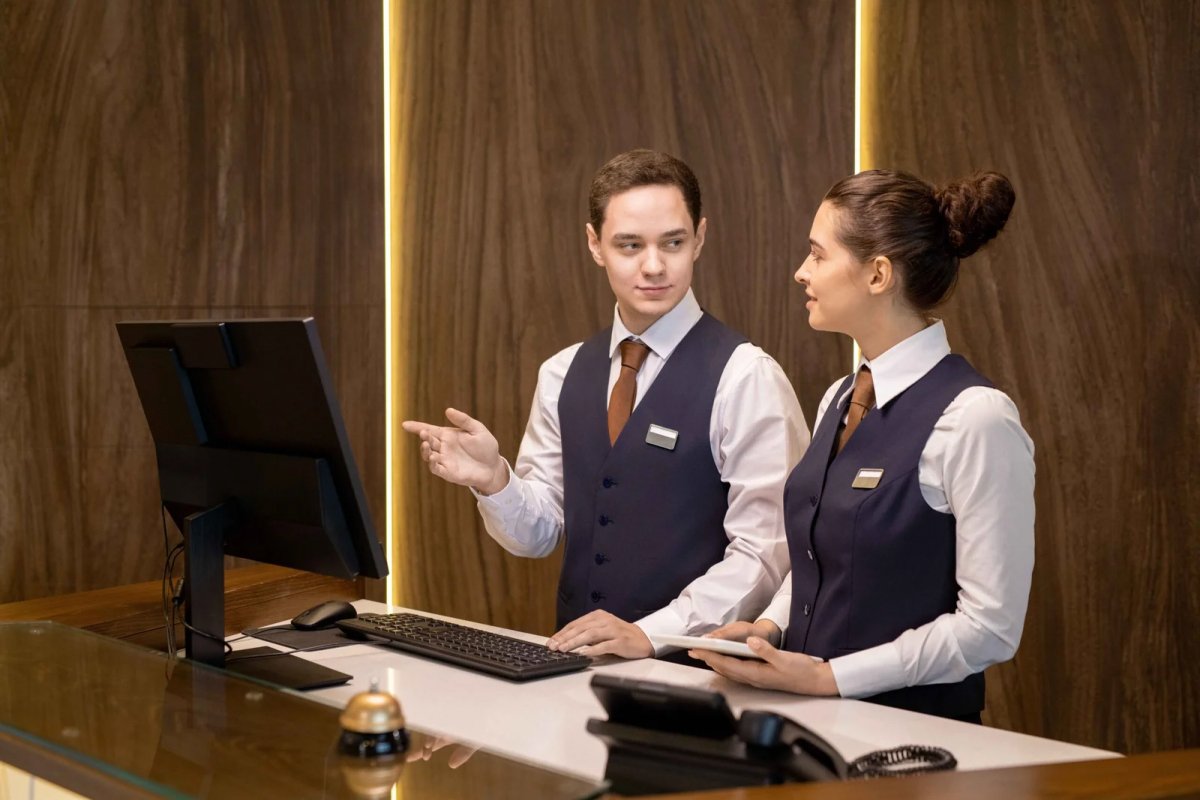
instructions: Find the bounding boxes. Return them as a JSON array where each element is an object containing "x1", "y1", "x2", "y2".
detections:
[{"x1": 934, "y1": 172, "x2": 1016, "y2": 259}]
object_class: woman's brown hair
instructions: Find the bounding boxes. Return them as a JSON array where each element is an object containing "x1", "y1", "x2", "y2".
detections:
[{"x1": 824, "y1": 170, "x2": 1016, "y2": 311}]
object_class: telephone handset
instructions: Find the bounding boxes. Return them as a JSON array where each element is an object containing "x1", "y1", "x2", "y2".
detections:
[
  {"x1": 586, "y1": 675, "x2": 955, "y2": 795},
  {"x1": 737, "y1": 709, "x2": 847, "y2": 781},
  {"x1": 586, "y1": 674, "x2": 846, "y2": 794}
]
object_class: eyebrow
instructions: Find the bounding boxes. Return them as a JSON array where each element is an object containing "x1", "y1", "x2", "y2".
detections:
[
  {"x1": 659, "y1": 228, "x2": 689, "y2": 239},
  {"x1": 808, "y1": 237, "x2": 826, "y2": 251},
  {"x1": 611, "y1": 233, "x2": 643, "y2": 242}
]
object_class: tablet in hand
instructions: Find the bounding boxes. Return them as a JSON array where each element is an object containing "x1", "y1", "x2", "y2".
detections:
[
  {"x1": 651, "y1": 634, "x2": 826, "y2": 662},
  {"x1": 650, "y1": 634, "x2": 765, "y2": 660}
]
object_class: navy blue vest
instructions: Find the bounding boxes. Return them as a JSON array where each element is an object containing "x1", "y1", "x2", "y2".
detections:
[
  {"x1": 783, "y1": 354, "x2": 992, "y2": 719},
  {"x1": 555, "y1": 313, "x2": 746, "y2": 629}
]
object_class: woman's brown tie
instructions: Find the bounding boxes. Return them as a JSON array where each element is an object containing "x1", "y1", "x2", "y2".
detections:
[
  {"x1": 837, "y1": 365, "x2": 874, "y2": 453},
  {"x1": 608, "y1": 340, "x2": 652, "y2": 444}
]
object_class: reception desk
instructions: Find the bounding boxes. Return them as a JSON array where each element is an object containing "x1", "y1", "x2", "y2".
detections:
[
  {"x1": 288, "y1": 601, "x2": 1117, "y2": 783},
  {"x1": 6, "y1": 602, "x2": 1199, "y2": 799}
]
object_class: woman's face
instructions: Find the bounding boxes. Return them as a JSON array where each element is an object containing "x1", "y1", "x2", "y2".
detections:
[{"x1": 794, "y1": 201, "x2": 873, "y2": 334}]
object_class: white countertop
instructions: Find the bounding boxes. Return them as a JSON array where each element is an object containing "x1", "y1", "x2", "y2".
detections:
[{"x1": 239, "y1": 601, "x2": 1118, "y2": 782}]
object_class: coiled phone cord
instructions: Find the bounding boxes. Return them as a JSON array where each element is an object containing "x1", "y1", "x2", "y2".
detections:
[{"x1": 847, "y1": 745, "x2": 957, "y2": 778}]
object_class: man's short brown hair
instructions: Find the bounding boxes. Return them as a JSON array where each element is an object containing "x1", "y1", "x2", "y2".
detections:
[{"x1": 588, "y1": 149, "x2": 702, "y2": 234}]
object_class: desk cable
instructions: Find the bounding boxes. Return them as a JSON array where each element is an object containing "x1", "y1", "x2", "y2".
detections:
[
  {"x1": 160, "y1": 505, "x2": 233, "y2": 659},
  {"x1": 847, "y1": 745, "x2": 957, "y2": 778}
]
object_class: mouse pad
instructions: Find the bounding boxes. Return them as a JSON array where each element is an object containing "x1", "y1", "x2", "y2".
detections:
[
  {"x1": 244, "y1": 626, "x2": 359, "y2": 651},
  {"x1": 224, "y1": 647, "x2": 351, "y2": 691}
]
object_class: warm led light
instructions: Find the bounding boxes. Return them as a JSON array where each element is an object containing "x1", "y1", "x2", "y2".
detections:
[
  {"x1": 852, "y1": 0, "x2": 863, "y2": 366},
  {"x1": 854, "y1": 0, "x2": 863, "y2": 177},
  {"x1": 851, "y1": 0, "x2": 877, "y2": 368},
  {"x1": 382, "y1": 0, "x2": 396, "y2": 608}
]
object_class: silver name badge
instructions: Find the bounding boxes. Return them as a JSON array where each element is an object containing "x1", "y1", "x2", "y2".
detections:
[
  {"x1": 851, "y1": 468, "x2": 884, "y2": 489},
  {"x1": 645, "y1": 424, "x2": 679, "y2": 451}
]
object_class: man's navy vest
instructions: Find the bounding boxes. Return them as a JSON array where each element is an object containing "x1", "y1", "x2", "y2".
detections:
[
  {"x1": 556, "y1": 313, "x2": 746, "y2": 629},
  {"x1": 783, "y1": 354, "x2": 992, "y2": 719}
]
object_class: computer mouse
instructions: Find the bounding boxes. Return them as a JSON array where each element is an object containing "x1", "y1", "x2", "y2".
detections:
[{"x1": 291, "y1": 600, "x2": 358, "y2": 631}]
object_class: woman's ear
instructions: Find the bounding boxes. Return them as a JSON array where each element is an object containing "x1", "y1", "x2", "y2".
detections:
[{"x1": 867, "y1": 255, "x2": 896, "y2": 296}]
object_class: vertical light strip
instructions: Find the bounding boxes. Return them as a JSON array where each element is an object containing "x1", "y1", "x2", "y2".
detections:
[
  {"x1": 852, "y1": 0, "x2": 864, "y2": 367},
  {"x1": 382, "y1": 0, "x2": 396, "y2": 608},
  {"x1": 851, "y1": 0, "x2": 878, "y2": 369},
  {"x1": 854, "y1": 0, "x2": 863, "y2": 177}
]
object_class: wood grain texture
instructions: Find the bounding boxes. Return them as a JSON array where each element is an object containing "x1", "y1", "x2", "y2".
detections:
[
  {"x1": 0, "y1": 564, "x2": 354, "y2": 650},
  {"x1": 651, "y1": 749, "x2": 1200, "y2": 800},
  {"x1": 867, "y1": 0, "x2": 1200, "y2": 753},
  {"x1": 0, "y1": 2, "x2": 385, "y2": 601},
  {"x1": 389, "y1": 0, "x2": 853, "y2": 634}
]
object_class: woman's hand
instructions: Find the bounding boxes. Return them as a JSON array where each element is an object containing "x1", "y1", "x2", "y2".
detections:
[
  {"x1": 689, "y1": 636, "x2": 840, "y2": 696},
  {"x1": 705, "y1": 619, "x2": 782, "y2": 647}
]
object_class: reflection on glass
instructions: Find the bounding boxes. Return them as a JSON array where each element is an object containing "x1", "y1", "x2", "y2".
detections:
[
  {"x1": 406, "y1": 733, "x2": 479, "y2": 769},
  {"x1": 0, "y1": 623, "x2": 605, "y2": 800}
]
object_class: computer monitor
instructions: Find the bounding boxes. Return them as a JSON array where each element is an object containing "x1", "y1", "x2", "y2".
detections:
[{"x1": 117, "y1": 318, "x2": 388, "y2": 674}]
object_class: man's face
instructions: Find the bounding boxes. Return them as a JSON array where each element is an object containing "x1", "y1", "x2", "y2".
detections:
[{"x1": 586, "y1": 184, "x2": 706, "y2": 335}]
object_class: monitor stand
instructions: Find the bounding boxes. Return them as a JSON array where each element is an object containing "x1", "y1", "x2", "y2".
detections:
[{"x1": 180, "y1": 501, "x2": 350, "y2": 690}]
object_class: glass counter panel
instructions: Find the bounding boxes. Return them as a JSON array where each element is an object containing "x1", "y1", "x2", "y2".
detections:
[
  {"x1": 0, "y1": 623, "x2": 605, "y2": 799},
  {"x1": 1, "y1": 762, "x2": 87, "y2": 800}
]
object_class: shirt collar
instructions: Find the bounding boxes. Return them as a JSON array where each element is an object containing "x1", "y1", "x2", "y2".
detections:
[
  {"x1": 608, "y1": 289, "x2": 703, "y2": 360},
  {"x1": 839, "y1": 320, "x2": 952, "y2": 409}
]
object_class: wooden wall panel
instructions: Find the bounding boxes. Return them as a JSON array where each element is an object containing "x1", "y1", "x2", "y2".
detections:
[
  {"x1": 0, "y1": 2, "x2": 385, "y2": 601},
  {"x1": 869, "y1": 0, "x2": 1200, "y2": 753},
  {"x1": 391, "y1": 0, "x2": 853, "y2": 633}
]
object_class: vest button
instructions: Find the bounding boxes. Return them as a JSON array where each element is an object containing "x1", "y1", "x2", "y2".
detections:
[
  {"x1": 602, "y1": 477, "x2": 616, "y2": 488},
  {"x1": 598, "y1": 515, "x2": 611, "y2": 526},
  {"x1": 591, "y1": 591, "x2": 605, "y2": 603},
  {"x1": 809, "y1": 495, "x2": 818, "y2": 507},
  {"x1": 803, "y1": 603, "x2": 810, "y2": 616},
  {"x1": 594, "y1": 553, "x2": 608, "y2": 565},
  {"x1": 807, "y1": 549, "x2": 814, "y2": 561}
]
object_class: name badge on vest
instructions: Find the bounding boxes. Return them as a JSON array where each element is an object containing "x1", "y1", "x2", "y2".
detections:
[
  {"x1": 851, "y1": 468, "x2": 884, "y2": 489},
  {"x1": 645, "y1": 424, "x2": 678, "y2": 451}
]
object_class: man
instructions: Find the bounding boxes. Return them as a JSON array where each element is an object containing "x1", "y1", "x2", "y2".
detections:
[{"x1": 403, "y1": 149, "x2": 807, "y2": 658}]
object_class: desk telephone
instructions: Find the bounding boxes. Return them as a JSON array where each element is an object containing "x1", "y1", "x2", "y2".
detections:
[{"x1": 586, "y1": 675, "x2": 955, "y2": 794}]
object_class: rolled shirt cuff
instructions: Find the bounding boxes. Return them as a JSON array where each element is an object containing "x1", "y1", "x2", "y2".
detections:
[
  {"x1": 469, "y1": 459, "x2": 518, "y2": 510},
  {"x1": 634, "y1": 606, "x2": 689, "y2": 658},
  {"x1": 828, "y1": 642, "x2": 905, "y2": 698}
]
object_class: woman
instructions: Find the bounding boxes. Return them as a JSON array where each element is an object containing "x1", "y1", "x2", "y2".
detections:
[{"x1": 690, "y1": 170, "x2": 1034, "y2": 723}]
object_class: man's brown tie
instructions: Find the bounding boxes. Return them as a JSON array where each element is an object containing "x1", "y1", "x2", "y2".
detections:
[
  {"x1": 836, "y1": 365, "x2": 874, "y2": 453},
  {"x1": 608, "y1": 339, "x2": 652, "y2": 444}
]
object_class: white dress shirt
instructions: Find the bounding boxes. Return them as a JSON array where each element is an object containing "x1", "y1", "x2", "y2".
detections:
[
  {"x1": 474, "y1": 290, "x2": 809, "y2": 647},
  {"x1": 759, "y1": 321, "x2": 1035, "y2": 699}
]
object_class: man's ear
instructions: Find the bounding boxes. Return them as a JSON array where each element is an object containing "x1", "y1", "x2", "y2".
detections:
[
  {"x1": 866, "y1": 255, "x2": 895, "y2": 296},
  {"x1": 586, "y1": 223, "x2": 605, "y2": 266},
  {"x1": 692, "y1": 217, "x2": 708, "y2": 260}
]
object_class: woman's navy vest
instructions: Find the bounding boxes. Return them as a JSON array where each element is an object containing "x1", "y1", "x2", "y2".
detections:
[
  {"x1": 555, "y1": 314, "x2": 746, "y2": 629},
  {"x1": 783, "y1": 354, "x2": 992, "y2": 719}
]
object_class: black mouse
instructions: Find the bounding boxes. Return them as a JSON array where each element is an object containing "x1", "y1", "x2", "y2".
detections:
[{"x1": 291, "y1": 600, "x2": 358, "y2": 631}]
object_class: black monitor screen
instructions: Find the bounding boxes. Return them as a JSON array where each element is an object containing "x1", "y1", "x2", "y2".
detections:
[{"x1": 117, "y1": 318, "x2": 388, "y2": 582}]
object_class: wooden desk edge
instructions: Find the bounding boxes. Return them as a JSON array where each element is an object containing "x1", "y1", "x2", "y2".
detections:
[{"x1": 637, "y1": 747, "x2": 1200, "y2": 800}]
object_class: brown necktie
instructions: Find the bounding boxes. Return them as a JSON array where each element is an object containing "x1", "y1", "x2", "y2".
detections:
[
  {"x1": 836, "y1": 366, "x2": 874, "y2": 453},
  {"x1": 608, "y1": 339, "x2": 652, "y2": 444}
]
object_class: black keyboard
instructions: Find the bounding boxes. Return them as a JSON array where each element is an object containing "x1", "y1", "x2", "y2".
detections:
[{"x1": 337, "y1": 612, "x2": 591, "y2": 681}]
